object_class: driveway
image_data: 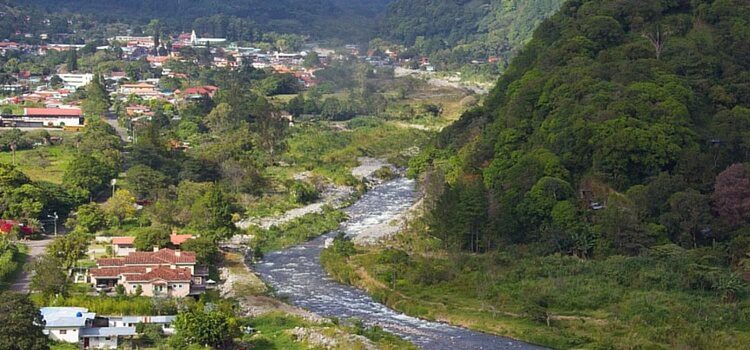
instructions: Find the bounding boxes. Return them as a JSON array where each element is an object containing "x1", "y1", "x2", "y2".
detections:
[{"x1": 7, "y1": 236, "x2": 54, "y2": 292}]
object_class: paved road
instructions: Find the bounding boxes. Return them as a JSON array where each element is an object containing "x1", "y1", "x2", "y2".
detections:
[
  {"x1": 105, "y1": 113, "x2": 130, "y2": 142},
  {"x1": 8, "y1": 236, "x2": 54, "y2": 292}
]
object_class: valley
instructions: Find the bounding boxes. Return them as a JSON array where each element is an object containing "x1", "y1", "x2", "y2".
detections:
[{"x1": 1, "y1": 0, "x2": 749, "y2": 349}]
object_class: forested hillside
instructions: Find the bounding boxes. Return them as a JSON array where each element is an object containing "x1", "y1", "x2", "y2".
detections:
[
  {"x1": 318, "y1": 1, "x2": 750, "y2": 347},
  {"x1": 378, "y1": 0, "x2": 563, "y2": 70},
  {"x1": 16, "y1": 0, "x2": 391, "y2": 41},
  {"x1": 416, "y1": 0, "x2": 750, "y2": 260}
]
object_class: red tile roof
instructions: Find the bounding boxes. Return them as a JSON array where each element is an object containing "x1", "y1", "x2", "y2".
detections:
[
  {"x1": 111, "y1": 236, "x2": 135, "y2": 245},
  {"x1": 170, "y1": 234, "x2": 193, "y2": 245},
  {"x1": 177, "y1": 85, "x2": 219, "y2": 96},
  {"x1": 97, "y1": 248, "x2": 195, "y2": 267},
  {"x1": 125, "y1": 267, "x2": 192, "y2": 282},
  {"x1": 89, "y1": 266, "x2": 147, "y2": 278},
  {"x1": 96, "y1": 258, "x2": 124, "y2": 267},
  {"x1": 24, "y1": 108, "x2": 82, "y2": 117},
  {"x1": 125, "y1": 248, "x2": 195, "y2": 265}
]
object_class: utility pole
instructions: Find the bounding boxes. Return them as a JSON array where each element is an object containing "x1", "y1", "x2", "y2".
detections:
[{"x1": 48, "y1": 212, "x2": 58, "y2": 236}]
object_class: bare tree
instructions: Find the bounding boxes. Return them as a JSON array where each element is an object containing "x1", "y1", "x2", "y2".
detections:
[{"x1": 642, "y1": 25, "x2": 670, "y2": 60}]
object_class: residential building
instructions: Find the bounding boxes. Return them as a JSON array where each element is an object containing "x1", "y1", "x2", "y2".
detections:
[
  {"x1": 0, "y1": 107, "x2": 84, "y2": 128},
  {"x1": 175, "y1": 85, "x2": 219, "y2": 100},
  {"x1": 89, "y1": 248, "x2": 206, "y2": 297},
  {"x1": 107, "y1": 315, "x2": 176, "y2": 335},
  {"x1": 110, "y1": 234, "x2": 194, "y2": 256},
  {"x1": 57, "y1": 73, "x2": 94, "y2": 90},
  {"x1": 111, "y1": 236, "x2": 136, "y2": 256},
  {"x1": 40, "y1": 307, "x2": 136, "y2": 349},
  {"x1": 125, "y1": 105, "x2": 153, "y2": 117},
  {"x1": 118, "y1": 82, "x2": 156, "y2": 95}
]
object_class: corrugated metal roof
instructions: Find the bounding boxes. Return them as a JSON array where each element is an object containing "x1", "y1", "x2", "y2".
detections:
[
  {"x1": 80, "y1": 327, "x2": 137, "y2": 337},
  {"x1": 120, "y1": 315, "x2": 176, "y2": 323},
  {"x1": 40, "y1": 307, "x2": 95, "y2": 328}
]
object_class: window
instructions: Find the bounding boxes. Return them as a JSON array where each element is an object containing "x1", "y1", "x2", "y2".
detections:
[{"x1": 59, "y1": 330, "x2": 67, "y2": 335}]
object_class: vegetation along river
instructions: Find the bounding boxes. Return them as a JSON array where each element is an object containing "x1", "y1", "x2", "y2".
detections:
[{"x1": 254, "y1": 177, "x2": 546, "y2": 349}]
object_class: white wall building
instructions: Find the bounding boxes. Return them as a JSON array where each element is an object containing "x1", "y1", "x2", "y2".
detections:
[
  {"x1": 57, "y1": 73, "x2": 94, "y2": 90},
  {"x1": 40, "y1": 307, "x2": 137, "y2": 349}
]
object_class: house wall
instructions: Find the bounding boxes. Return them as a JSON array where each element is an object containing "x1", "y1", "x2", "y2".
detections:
[
  {"x1": 58, "y1": 74, "x2": 93, "y2": 89},
  {"x1": 113, "y1": 245, "x2": 136, "y2": 256},
  {"x1": 46, "y1": 327, "x2": 80, "y2": 343},
  {"x1": 106, "y1": 318, "x2": 174, "y2": 334},
  {"x1": 87, "y1": 336, "x2": 118, "y2": 349},
  {"x1": 0, "y1": 116, "x2": 83, "y2": 127},
  {"x1": 123, "y1": 281, "x2": 190, "y2": 297}
]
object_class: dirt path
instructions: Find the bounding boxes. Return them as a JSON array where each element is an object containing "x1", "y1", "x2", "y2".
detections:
[{"x1": 8, "y1": 236, "x2": 54, "y2": 292}]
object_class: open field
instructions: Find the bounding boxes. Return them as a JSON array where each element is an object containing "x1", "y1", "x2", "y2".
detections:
[{"x1": 0, "y1": 144, "x2": 76, "y2": 183}]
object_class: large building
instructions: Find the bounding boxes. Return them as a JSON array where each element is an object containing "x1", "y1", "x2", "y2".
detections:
[
  {"x1": 0, "y1": 107, "x2": 84, "y2": 128},
  {"x1": 88, "y1": 248, "x2": 207, "y2": 297}
]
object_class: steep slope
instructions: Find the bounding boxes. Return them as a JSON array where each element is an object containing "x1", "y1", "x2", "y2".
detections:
[
  {"x1": 378, "y1": 0, "x2": 564, "y2": 69},
  {"x1": 414, "y1": 0, "x2": 750, "y2": 256}
]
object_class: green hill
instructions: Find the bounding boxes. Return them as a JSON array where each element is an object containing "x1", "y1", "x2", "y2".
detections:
[
  {"x1": 15, "y1": 0, "x2": 391, "y2": 41},
  {"x1": 377, "y1": 0, "x2": 564, "y2": 71},
  {"x1": 416, "y1": 0, "x2": 750, "y2": 256}
]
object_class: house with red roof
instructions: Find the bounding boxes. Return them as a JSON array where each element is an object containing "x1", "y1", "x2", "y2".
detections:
[
  {"x1": 88, "y1": 248, "x2": 206, "y2": 297},
  {"x1": 110, "y1": 234, "x2": 194, "y2": 256},
  {"x1": 175, "y1": 85, "x2": 219, "y2": 100},
  {"x1": 0, "y1": 108, "x2": 84, "y2": 128},
  {"x1": 125, "y1": 105, "x2": 153, "y2": 117}
]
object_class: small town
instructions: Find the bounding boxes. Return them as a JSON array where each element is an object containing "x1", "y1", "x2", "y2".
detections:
[{"x1": 2, "y1": 1, "x2": 750, "y2": 350}]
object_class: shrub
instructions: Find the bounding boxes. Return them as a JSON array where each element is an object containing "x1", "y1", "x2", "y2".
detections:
[{"x1": 373, "y1": 166, "x2": 396, "y2": 180}]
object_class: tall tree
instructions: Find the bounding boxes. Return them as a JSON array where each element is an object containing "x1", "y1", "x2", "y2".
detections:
[
  {"x1": 30, "y1": 255, "x2": 69, "y2": 296},
  {"x1": 0, "y1": 293, "x2": 49, "y2": 350},
  {"x1": 712, "y1": 164, "x2": 750, "y2": 228},
  {"x1": 82, "y1": 74, "x2": 111, "y2": 118},
  {"x1": 66, "y1": 48, "x2": 78, "y2": 72}
]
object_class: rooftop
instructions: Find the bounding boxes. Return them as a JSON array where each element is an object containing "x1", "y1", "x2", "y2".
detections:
[
  {"x1": 80, "y1": 327, "x2": 137, "y2": 337},
  {"x1": 89, "y1": 266, "x2": 147, "y2": 278},
  {"x1": 40, "y1": 307, "x2": 95, "y2": 328},
  {"x1": 111, "y1": 236, "x2": 135, "y2": 245},
  {"x1": 24, "y1": 107, "x2": 82, "y2": 117},
  {"x1": 125, "y1": 267, "x2": 192, "y2": 282},
  {"x1": 97, "y1": 248, "x2": 196, "y2": 266}
]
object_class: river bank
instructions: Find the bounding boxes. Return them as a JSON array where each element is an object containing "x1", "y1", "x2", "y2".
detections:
[{"x1": 252, "y1": 177, "x2": 545, "y2": 350}]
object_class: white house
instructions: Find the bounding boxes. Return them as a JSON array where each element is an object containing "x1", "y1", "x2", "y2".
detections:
[
  {"x1": 107, "y1": 315, "x2": 177, "y2": 335},
  {"x1": 40, "y1": 307, "x2": 137, "y2": 349},
  {"x1": 0, "y1": 108, "x2": 85, "y2": 128},
  {"x1": 57, "y1": 73, "x2": 94, "y2": 90},
  {"x1": 41, "y1": 307, "x2": 94, "y2": 343}
]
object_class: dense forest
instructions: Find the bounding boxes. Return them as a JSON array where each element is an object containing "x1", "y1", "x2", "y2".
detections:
[
  {"x1": 15, "y1": 0, "x2": 390, "y2": 42},
  {"x1": 415, "y1": 0, "x2": 750, "y2": 260},
  {"x1": 378, "y1": 0, "x2": 564, "y2": 70},
  {"x1": 318, "y1": 0, "x2": 750, "y2": 347}
]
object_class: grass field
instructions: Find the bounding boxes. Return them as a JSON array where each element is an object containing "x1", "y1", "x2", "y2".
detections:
[
  {"x1": 0, "y1": 145, "x2": 76, "y2": 183},
  {"x1": 322, "y1": 242, "x2": 750, "y2": 349}
]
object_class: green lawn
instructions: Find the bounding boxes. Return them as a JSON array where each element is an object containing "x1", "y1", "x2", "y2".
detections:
[{"x1": 0, "y1": 145, "x2": 76, "y2": 183}]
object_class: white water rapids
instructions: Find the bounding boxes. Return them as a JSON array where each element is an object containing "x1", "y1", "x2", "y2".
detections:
[{"x1": 254, "y1": 178, "x2": 546, "y2": 350}]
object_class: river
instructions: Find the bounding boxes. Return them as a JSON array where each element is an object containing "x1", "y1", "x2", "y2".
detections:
[{"x1": 254, "y1": 178, "x2": 545, "y2": 350}]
